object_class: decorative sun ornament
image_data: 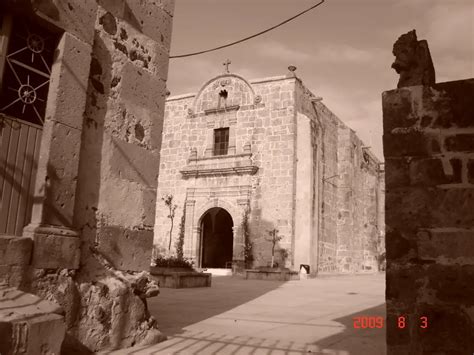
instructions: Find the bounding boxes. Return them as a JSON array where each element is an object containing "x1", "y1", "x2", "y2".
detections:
[{"x1": 0, "y1": 20, "x2": 57, "y2": 126}]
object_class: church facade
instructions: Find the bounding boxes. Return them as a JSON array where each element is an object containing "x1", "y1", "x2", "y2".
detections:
[{"x1": 154, "y1": 69, "x2": 384, "y2": 274}]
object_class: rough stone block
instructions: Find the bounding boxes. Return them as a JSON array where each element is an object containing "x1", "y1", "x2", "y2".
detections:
[
  {"x1": 386, "y1": 188, "x2": 474, "y2": 229},
  {"x1": 469, "y1": 159, "x2": 474, "y2": 184},
  {"x1": 96, "y1": 0, "x2": 173, "y2": 45},
  {"x1": 383, "y1": 79, "x2": 474, "y2": 132},
  {"x1": 385, "y1": 158, "x2": 410, "y2": 188},
  {"x1": 0, "y1": 236, "x2": 33, "y2": 265},
  {"x1": 45, "y1": 31, "x2": 92, "y2": 130},
  {"x1": 382, "y1": 88, "x2": 417, "y2": 133},
  {"x1": 445, "y1": 134, "x2": 474, "y2": 152},
  {"x1": 32, "y1": 0, "x2": 98, "y2": 45},
  {"x1": 97, "y1": 226, "x2": 153, "y2": 271},
  {"x1": 383, "y1": 132, "x2": 436, "y2": 157},
  {"x1": 119, "y1": 62, "x2": 166, "y2": 149},
  {"x1": 417, "y1": 229, "x2": 474, "y2": 262},
  {"x1": 434, "y1": 79, "x2": 474, "y2": 128},
  {"x1": 409, "y1": 158, "x2": 462, "y2": 186},
  {"x1": 425, "y1": 264, "x2": 474, "y2": 306},
  {"x1": 0, "y1": 265, "x2": 10, "y2": 286},
  {"x1": 0, "y1": 288, "x2": 66, "y2": 355},
  {"x1": 31, "y1": 233, "x2": 80, "y2": 269},
  {"x1": 32, "y1": 122, "x2": 82, "y2": 227},
  {"x1": 109, "y1": 137, "x2": 159, "y2": 187}
]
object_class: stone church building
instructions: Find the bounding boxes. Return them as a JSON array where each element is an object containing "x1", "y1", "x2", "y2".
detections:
[{"x1": 154, "y1": 68, "x2": 385, "y2": 274}]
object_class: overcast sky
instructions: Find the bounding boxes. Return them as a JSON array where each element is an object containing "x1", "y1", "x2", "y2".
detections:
[{"x1": 166, "y1": 0, "x2": 474, "y2": 160}]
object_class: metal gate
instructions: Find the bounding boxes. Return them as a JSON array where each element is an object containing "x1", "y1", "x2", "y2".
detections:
[{"x1": 0, "y1": 114, "x2": 42, "y2": 236}]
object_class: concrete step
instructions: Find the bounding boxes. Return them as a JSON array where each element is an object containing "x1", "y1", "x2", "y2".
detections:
[
  {"x1": 0, "y1": 287, "x2": 65, "y2": 355},
  {"x1": 200, "y1": 268, "x2": 233, "y2": 276}
]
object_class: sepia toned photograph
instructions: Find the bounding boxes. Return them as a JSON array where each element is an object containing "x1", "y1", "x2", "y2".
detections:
[{"x1": 0, "y1": 0, "x2": 473, "y2": 354}]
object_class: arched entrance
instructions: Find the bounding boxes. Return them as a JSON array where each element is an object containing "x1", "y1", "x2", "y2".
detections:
[{"x1": 200, "y1": 207, "x2": 233, "y2": 268}]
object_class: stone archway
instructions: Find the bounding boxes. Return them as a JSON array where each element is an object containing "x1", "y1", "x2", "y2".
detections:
[
  {"x1": 200, "y1": 207, "x2": 233, "y2": 268},
  {"x1": 184, "y1": 197, "x2": 247, "y2": 267}
]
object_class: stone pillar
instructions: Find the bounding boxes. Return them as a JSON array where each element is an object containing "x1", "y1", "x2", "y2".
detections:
[
  {"x1": 192, "y1": 226, "x2": 201, "y2": 266},
  {"x1": 232, "y1": 199, "x2": 247, "y2": 270},
  {"x1": 383, "y1": 79, "x2": 474, "y2": 354},
  {"x1": 183, "y1": 199, "x2": 196, "y2": 260},
  {"x1": 23, "y1": 32, "x2": 93, "y2": 269}
]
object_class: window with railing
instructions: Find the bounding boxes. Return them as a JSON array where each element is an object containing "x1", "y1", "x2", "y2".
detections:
[
  {"x1": 213, "y1": 127, "x2": 229, "y2": 156},
  {"x1": 0, "y1": 15, "x2": 60, "y2": 126}
]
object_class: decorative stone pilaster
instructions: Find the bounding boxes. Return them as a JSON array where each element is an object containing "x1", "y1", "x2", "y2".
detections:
[
  {"x1": 183, "y1": 199, "x2": 196, "y2": 260},
  {"x1": 23, "y1": 32, "x2": 92, "y2": 269},
  {"x1": 228, "y1": 125, "x2": 236, "y2": 155},
  {"x1": 232, "y1": 199, "x2": 249, "y2": 268}
]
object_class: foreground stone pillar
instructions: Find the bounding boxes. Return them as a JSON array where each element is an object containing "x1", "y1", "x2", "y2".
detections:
[
  {"x1": 383, "y1": 79, "x2": 474, "y2": 353},
  {"x1": 23, "y1": 31, "x2": 93, "y2": 269}
]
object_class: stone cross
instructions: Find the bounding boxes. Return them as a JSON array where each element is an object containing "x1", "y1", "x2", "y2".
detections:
[{"x1": 223, "y1": 59, "x2": 231, "y2": 74}]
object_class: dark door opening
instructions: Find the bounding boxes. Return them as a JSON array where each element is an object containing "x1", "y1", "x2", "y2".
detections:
[{"x1": 201, "y1": 207, "x2": 233, "y2": 268}]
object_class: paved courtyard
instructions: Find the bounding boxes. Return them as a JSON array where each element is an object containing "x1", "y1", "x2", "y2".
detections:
[{"x1": 107, "y1": 273, "x2": 385, "y2": 355}]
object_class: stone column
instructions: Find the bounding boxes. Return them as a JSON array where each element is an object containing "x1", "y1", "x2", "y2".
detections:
[
  {"x1": 192, "y1": 226, "x2": 201, "y2": 266},
  {"x1": 232, "y1": 199, "x2": 247, "y2": 270},
  {"x1": 183, "y1": 199, "x2": 196, "y2": 260},
  {"x1": 383, "y1": 79, "x2": 474, "y2": 354},
  {"x1": 23, "y1": 32, "x2": 93, "y2": 269}
]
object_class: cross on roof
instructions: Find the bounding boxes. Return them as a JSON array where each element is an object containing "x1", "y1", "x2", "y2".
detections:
[{"x1": 223, "y1": 59, "x2": 231, "y2": 73}]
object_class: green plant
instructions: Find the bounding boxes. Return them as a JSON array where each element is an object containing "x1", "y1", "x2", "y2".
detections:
[
  {"x1": 162, "y1": 194, "x2": 177, "y2": 252},
  {"x1": 154, "y1": 255, "x2": 194, "y2": 269},
  {"x1": 175, "y1": 204, "x2": 185, "y2": 260},
  {"x1": 266, "y1": 228, "x2": 283, "y2": 268},
  {"x1": 241, "y1": 208, "x2": 253, "y2": 267}
]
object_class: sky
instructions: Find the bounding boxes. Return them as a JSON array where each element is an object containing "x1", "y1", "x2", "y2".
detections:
[{"x1": 166, "y1": 0, "x2": 474, "y2": 160}]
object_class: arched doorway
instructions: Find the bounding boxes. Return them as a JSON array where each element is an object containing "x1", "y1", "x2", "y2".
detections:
[{"x1": 200, "y1": 207, "x2": 233, "y2": 268}]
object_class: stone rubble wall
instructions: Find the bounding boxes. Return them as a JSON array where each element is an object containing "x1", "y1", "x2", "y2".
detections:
[
  {"x1": 74, "y1": 1, "x2": 173, "y2": 273},
  {"x1": 1, "y1": 0, "x2": 175, "y2": 352},
  {"x1": 383, "y1": 79, "x2": 474, "y2": 353}
]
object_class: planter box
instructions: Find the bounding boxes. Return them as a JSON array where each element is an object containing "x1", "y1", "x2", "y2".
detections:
[
  {"x1": 244, "y1": 269, "x2": 300, "y2": 281},
  {"x1": 150, "y1": 266, "x2": 211, "y2": 288}
]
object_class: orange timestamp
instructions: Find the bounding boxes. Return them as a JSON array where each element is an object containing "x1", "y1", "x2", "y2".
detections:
[{"x1": 352, "y1": 316, "x2": 429, "y2": 329}]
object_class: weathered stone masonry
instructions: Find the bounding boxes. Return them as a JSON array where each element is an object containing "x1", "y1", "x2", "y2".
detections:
[
  {"x1": 154, "y1": 71, "x2": 385, "y2": 274},
  {"x1": 1, "y1": 0, "x2": 174, "y2": 353},
  {"x1": 384, "y1": 79, "x2": 474, "y2": 353}
]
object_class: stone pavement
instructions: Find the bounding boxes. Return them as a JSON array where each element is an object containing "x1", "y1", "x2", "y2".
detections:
[{"x1": 104, "y1": 273, "x2": 385, "y2": 355}]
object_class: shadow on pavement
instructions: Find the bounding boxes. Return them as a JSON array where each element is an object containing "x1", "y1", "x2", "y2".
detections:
[
  {"x1": 312, "y1": 303, "x2": 386, "y2": 355},
  {"x1": 148, "y1": 275, "x2": 286, "y2": 337}
]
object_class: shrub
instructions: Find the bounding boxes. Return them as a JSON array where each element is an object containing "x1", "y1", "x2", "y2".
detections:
[{"x1": 154, "y1": 255, "x2": 194, "y2": 269}]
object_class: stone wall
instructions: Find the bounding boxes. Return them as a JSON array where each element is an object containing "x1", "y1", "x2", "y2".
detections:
[
  {"x1": 1, "y1": 0, "x2": 175, "y2": 352},
  {"x1": 74, "y1": 1, "x2": 173, "y2": 273},
  {"x1": 336, "y1": 127, "x2": 382, "y2": 273},
  {"x1": 154, "y1": 75, "x2": 297, "y2": 268},
  {"x1": 156, "y1": 73, "x2": 384, "y2": 274},
  {"x1": 383, "y1": 79, "x2": 474, "y2": 353}
]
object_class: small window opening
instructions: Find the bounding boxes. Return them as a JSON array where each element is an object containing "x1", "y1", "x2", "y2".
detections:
[
  {"x1": 218, "y1": 89, "x2": 228, "y2": 108},
  {"x1": 214, "y1": 127, "x2": 229, "y2": 156},
  {"x1": 219, "y1": 89, "x2": 228, "y2": 99}
]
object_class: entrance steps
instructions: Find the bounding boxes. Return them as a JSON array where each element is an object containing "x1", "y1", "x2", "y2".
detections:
[{"x1": 199, "y1": 268, "x2": 233, "y2": 276}]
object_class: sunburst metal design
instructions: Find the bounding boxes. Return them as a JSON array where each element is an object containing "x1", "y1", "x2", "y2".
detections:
[{"x1": 0, "y1": 19, "x2": 58, "y2": 126}]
